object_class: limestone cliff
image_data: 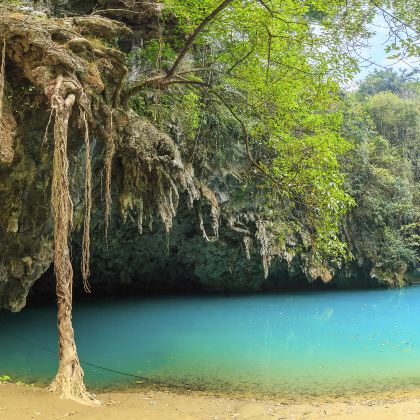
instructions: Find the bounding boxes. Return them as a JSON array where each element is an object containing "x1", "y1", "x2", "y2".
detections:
[{"x1": 1, "y1": 0, "x2": 414, "y2": 311}]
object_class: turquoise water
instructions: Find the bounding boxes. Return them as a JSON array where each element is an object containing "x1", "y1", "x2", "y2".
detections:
[{"x1": 2, "y1": 287, "x2": 420, "y2": 397}]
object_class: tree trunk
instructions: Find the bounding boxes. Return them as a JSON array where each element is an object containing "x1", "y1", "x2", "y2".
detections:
[{"x1": 47, "y1": 78, "x2": 97, "y2": 405}]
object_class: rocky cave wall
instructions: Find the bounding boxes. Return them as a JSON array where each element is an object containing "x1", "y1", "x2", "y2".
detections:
[{"x1": 0, "y1": 0, "x2": 386, "y2": 312}]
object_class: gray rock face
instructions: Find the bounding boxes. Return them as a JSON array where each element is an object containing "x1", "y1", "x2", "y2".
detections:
[
  {"x1": 0, "y1": 97, "x2": 307, "y2": 311},
  {"x1": 0, "y1": 101, "x2": 375, "y2": 311},
  {"x1": 0, "y1": 80, "x2": 86, "y2": 311},
  {"x1": 0, "y1": 107, "x2": 54, "y2": 311},
  {"x1": 0, "y1": 1, "x2": 388, "y2": 312},
  {"x1": 0, "y1": 84, "x2": 265, "y2": 310},
  {"x1": 71, "y1": 195, "x2": 305, "y2": 295}
]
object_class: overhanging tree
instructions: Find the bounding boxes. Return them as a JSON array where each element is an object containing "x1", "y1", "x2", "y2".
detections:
[{"x1": 0, "y1": 0, "x2": 418, "y2": 404}]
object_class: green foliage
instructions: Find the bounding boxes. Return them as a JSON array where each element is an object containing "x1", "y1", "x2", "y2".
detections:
[
  {"x1": 126, "y1": 0, "x2": 418, "y2": 276},
  {"x1": 365, "y1": 91, "x2": 420, "y2": 180},
  {"x1": 128, "y1": 39, "x2": 177, "y2": 74},
  {"x1": 357, "y1": 69, "x2": 419, "y2": 97},
  {"x1": 2, "y1": 0, "x2": 21, "y2": 5},
  {"x1": 266, "y1": 130, "x2": 355, "y2": 264},
  {"x1": 0, "y1": 375, "x2": 11, "y2": 382},
  {"x1": 341, "y1": 72, "x2": 419, "y2": 286},
  {"x1": 378, "y1": 2, "x2": 419, "y2": 59}
]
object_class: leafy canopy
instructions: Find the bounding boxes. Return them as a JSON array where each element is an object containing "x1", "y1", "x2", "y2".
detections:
[
  {"x1": 127, "y1": 0, "x2": 418, "y2": 268},
  {"x1": 341, "y1": 72, "x2": 419, "y2": 285}
]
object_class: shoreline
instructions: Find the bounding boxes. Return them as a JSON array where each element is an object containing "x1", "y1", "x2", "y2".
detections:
[
  {"x1": 2, "y1": 382, "x2": 420, "y2": 419},
  {"x1": 7, "y1": 375, "x2": 420, "y2": 404}
]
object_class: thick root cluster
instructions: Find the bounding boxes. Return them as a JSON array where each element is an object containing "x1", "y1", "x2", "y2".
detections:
[
  {"x1": 1, "y1": 7, "x2": 222, "y2": 243},
  {"x1": 0, "y1": 96, "x2": 15, "y2": 165},
  {"x1": 0, "y1": 10, "x2": 131, "y2": 401},
  {"x1": 118, "y1": 110, "x2": 218, "y2": 237},
  {"x1": 48, "y1": 75, "x2": 94, "y2": 403},
  {"x1": 0, "y1": 8, "x2": 225, "y2": 402},
  {"x1": 48, "y1": 356, "x2": 98, "y2": 405},
  {"x1": 0, "y1": 38, "x2": 15, "y2": 164},
  {"x1": 256, "y1": 220, "x2": 271, "y2": 278}
]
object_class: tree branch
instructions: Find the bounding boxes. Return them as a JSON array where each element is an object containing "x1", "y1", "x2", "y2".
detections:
[
  {"x1": 266, "y1": 27, "x2": 273, "y2": 83},
  {"x1": 369, "y1": 0, "x2": 418, "y2": 34},
  {"x1": 174, "y1": 79, "x2": 281, "y2": 183},
  {"x1": 122, "y1": 0, "x2": 235, "y2": 102},
  {"x1": 226, "y1": 46, "x2": 255, "y2": 74},
  {"x1": 166, "y1": 78, "x2": 212, "y2": 87},
  {"x1": 257, "y1": 0, "x2": 308, "y2": 27},
  {"x1": 165, "y1": 0, "x2": 235, "y2": 79}
]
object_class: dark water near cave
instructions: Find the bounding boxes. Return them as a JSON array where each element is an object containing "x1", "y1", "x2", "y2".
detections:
[{"x1": 2, "y1": 287, "x2": 420, "y2": 398}]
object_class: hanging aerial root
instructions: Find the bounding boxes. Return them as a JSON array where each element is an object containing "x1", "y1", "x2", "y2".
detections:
[
  {"x1": 0, "y1": 37, "x2": 15, "y2": 165},
  {"x1": 200, "y1": 183, "x2": 220, "y2": 237},
  {"x1": 197, "y1": 206, "x2": 210, "y2": 241},
  {"x1": 80, "y1": 97, "x2": 92, "y2": 293},
  {"x1": 103, "y1": 107, "x2": 115, "y2": 241},
  {"x1": 0, "y1": 37, "x2": 5, "y2": 145},
  {"x1": 255, "y1": 219, "x2": 271, "y2": 279},
  {"x1": 243, "y1": 236, "x2": 252, "y2": 260},
  {"x1": 156, "y1": 167, "x2": 179, "y2": 232},
  {"x1": 42, "y1": 108, "x2": 54, "y2": 146},
  {"x1": 48, "y1": 75, "x2": 97, "y2": 405}
]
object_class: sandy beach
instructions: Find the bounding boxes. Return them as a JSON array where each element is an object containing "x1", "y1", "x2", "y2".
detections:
[{"x1": 2, "y1": 383, "x2": 420, "y2": 419}]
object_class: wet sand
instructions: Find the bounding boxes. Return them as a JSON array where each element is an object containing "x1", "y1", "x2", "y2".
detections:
[{"x1": 2, "y1": 382, "x2": 420, "y2": 419}]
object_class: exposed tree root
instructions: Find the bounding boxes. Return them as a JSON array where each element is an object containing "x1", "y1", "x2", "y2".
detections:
[
  {"x1": 103, "y1": 107, "x2": 115, "y2": 241},
  {"x1": 0, "y1": 36, "x2": 15, "y2": 165},
  {"x1": 256, "y1": 219, "x2": 271, "y2": 278},
  {"x1": 118, "y1": 111, "x2": 210, "y2": 235},
  {"x1": 0, "y1": 8, "x2": 226, "y2": 403},
  {"x1": 0, "y1": 37, "x2": 5, "y2": 155},
  {"x1": 243, "y1": 236, "x2": 252, "y2": 260},
  {"x1": 80, "y1": 96, "x2": 92, "y2": 293},
  {"x1": 48, "y1": 76, "x2": 97, "y2": 404},
  {"x1": 200, "y1": 183, "x2": 220, "y2": 238}
]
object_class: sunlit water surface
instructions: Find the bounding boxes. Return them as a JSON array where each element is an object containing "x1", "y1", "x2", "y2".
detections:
[{"x1": 2, "y1": 287, "x2": 420, "y2": 397}]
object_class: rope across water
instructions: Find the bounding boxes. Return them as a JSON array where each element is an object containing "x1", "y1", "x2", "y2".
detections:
[{"x1": 0, "y1": 331, "x2": 145, "y2": 381}]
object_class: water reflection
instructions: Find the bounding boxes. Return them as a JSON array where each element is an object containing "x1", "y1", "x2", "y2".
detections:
[{"x1": 1, "y1": 287, "x2": 420, "y2": 396}]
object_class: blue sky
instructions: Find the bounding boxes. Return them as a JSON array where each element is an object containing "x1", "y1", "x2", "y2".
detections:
[{"x1": 354, "y1": 14, "x2": 419, "y2": 82}]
